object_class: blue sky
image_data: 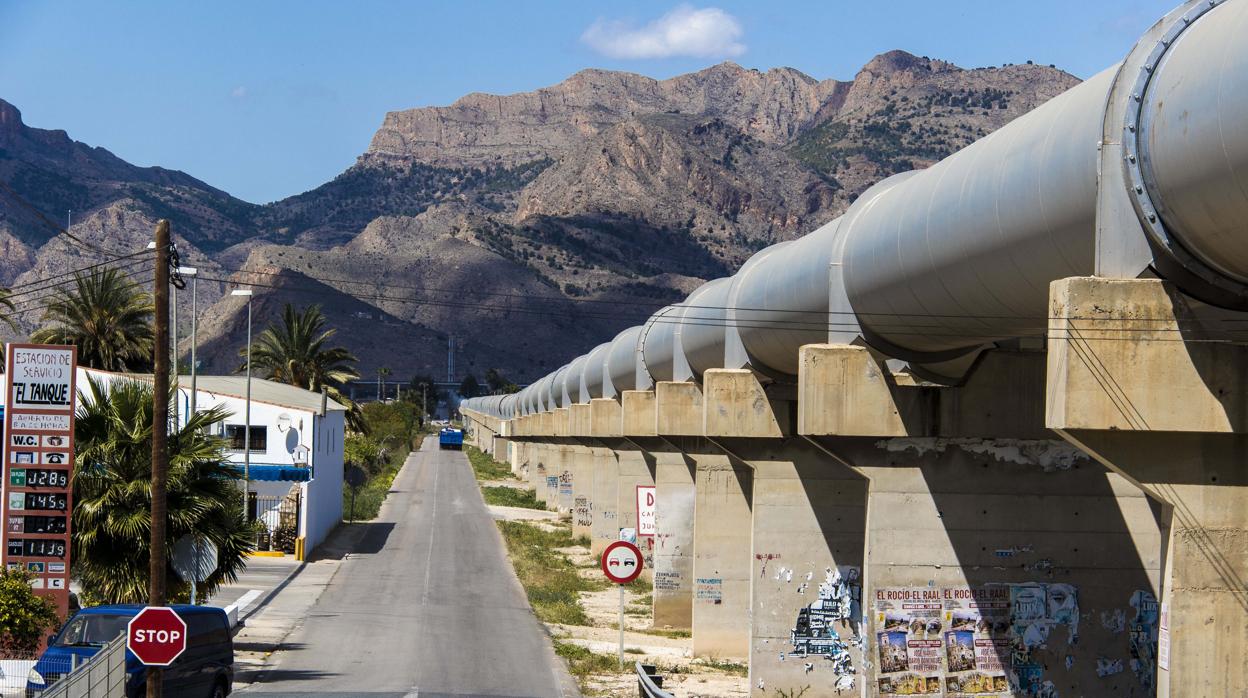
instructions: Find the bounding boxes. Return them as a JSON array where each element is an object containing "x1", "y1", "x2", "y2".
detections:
[{"x1": 0, "y1": 1, "x2": 1175, "y2": 204}]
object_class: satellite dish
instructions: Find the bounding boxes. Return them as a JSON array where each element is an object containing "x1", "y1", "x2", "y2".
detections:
[{"x1": 276, "y1": 413, "x2": 292, "y2": 432}]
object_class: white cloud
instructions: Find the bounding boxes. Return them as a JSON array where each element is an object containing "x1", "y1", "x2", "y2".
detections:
[
  {"x1": 230, "y1": 86, "x2": 248, "y2": 99},
  {"x1": 581, "y1": 5, "x2": 745, "y2": 60}
]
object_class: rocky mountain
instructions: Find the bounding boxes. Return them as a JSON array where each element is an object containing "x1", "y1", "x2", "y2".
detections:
[{"x1": 0, "y1": 53, "x2": 1079, "y2": 384}]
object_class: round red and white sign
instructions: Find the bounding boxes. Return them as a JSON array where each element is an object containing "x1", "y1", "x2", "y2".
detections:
[
  {"x1": 127, "y1": 606, "x2": 188, "y2": 666},
  {"x1": 600, "y1": 540, "x2": 643, "y2": 584}
]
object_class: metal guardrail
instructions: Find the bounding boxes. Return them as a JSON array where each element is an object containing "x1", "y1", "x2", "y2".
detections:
[
  {"x1": 36, "y1": 635, "x2": 127, "y2": 698},
  {"x1": 635, "y1": 662, "x2": 674, "y2": 698}
]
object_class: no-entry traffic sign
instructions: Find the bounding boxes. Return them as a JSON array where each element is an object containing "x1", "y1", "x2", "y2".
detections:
[
  {"x1": 600, "y1": 540, "x2": 643, "y2": 584},
  {"x1": 127, "y1": 607, "x2": 188, "y2": 666}
]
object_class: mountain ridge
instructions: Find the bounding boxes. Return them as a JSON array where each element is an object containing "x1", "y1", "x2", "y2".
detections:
[{"x1": 0, "y1": 52, "x2": 1080, "y2": 381}]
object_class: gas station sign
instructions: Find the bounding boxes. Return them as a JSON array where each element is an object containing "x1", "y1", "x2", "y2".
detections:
[{"x1": 0, "y1": 344, "x2": 77, "y2": 614}]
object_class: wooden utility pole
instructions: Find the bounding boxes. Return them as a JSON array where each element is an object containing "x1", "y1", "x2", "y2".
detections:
[{"x1": 149, "y1": 219, "x2": 170, "y2": 698}]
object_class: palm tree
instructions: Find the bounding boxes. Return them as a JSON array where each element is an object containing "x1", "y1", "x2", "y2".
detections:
[
  {"x1": 0, "y1": 288, "x2": 16, "y2": 331},
  {"x1": 242, "y1": 303, "x2": 365, "y2": 431},
  {"x1": 73, "y1": 377, "x2": 253, "y2": 604},
  {"x1": 31, "y1": 268, "x2": 154, "y2": 371}
]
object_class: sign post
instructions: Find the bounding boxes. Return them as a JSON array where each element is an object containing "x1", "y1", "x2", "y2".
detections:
[
  {"x1": 0, "y1": 344, "x2": 77, "y2": 617},
  {"x1": 600, "y1": 539, "x2": 643, "y2": 668},
  {"x1": 127, "y1": 606, "x2": 188, "y2": 666},
  {"x1": 172, "y1": 535, "x2": 218, "y2": 605}
]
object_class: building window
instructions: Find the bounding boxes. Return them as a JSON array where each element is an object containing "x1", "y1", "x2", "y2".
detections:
[{"x1": 226, "y1": 425, "x2": 267, "y2": 452}]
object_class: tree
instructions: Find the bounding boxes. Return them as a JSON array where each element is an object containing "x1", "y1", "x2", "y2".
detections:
[
  {"x1": 408, "y1": 374, "x2": 447, "y2": 417},
  {"x1": 73, "y1": 377, "x2": 253, "y2": 604},
  {"x1": 376, "y1": 366, "x2": 391, "y2": 401},
  {"x1": 0, "y1": 569, "x2": 60, "y2": 654},
  {"x1": 344, "y1": 433, "x2": 382, "y2": 475},
  {"x1": 458, "y1": 374, "x2": 481, "y2": 399},
  {"x1": 31, "y1": 268, "x2": 153, "y2": 371},
  {"x1": 0, "y1": 288, "x2": 15, "y2": 332},
  {"x1": 242, "y1": 303, "x2": 365, "y2": 432},
  {"x1": 484, "y1": 368, "x2": 519, "y2": 394}
]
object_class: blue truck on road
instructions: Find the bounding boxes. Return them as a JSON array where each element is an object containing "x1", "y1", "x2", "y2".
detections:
[{"x1": 438, "y1": 427, "x2": 464, "y2": 450}]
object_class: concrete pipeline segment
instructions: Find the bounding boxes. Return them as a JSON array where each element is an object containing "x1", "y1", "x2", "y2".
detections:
[{"x1": 464, "y1": 1, "x2": 1248, "y2": 695}]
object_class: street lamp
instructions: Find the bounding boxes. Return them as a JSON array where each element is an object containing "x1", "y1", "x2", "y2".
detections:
[
  {"x1": 231, "y1": 289, "x2": 253, "y2": 497},
  {"x1": 178, "y1": 267, "x2": 199, "y2": 419}
]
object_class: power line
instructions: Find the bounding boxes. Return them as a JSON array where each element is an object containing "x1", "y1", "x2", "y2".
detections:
[
  {"x1": 6, "y1": 263, "x2": 156, "y2": 316},
  {"x1": 191, "y1": 260, "x2": 1248, "y2": 330},
  {"x1": 190, "y1": 271, "x2": 1248, "y2": 345},
  {"x1": 0, "y1": 180, "x2": 147, "y2": 259}
]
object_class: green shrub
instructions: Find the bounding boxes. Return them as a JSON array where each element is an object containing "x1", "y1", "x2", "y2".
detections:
[
  {"x1": 0, "y1": 570, "x2": 61, "y2": 654},
  {"x1": 496, "y1": 521, "x2": 601, "y2": 625}
]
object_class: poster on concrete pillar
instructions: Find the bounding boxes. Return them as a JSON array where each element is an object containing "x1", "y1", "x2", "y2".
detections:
[
  {"x1": 942, "y1": 586, "x2": 1011, "y2": 696},
  {"x1": 635, "y1": 485, "x2": 656, "y2": 537},
  {"x1": 874, "y1": 587, "x2": 944, "y2": 695}
]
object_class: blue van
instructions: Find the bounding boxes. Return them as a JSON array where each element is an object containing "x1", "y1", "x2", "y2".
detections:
[{"x1": 27, "y1": 604, "x2": 233, "y2": 698}]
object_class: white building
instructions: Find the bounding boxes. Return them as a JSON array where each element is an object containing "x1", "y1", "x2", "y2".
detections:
[
  {"x1": 171, "y1": 375, "x2": 346, "y2": 555},
  {"x1": 13, "y1": 369, "x2": 348, "y2": 557}
]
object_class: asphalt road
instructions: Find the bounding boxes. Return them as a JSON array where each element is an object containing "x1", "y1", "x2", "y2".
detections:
[
  {"x1": 243, "y1": 439, "x2": 576, "y2": 698},
  {"x1": 209, "y1": 555, "x2": 300, "y2": 614}
]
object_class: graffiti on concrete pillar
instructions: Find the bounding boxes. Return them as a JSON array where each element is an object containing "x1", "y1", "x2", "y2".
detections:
[
  {"x1": 1127, "y1": 590, "x2": 1159, "y2": 692},
  {"x1": 789, "y1": 566, "x2": 861, "y2": 691},
  {"x1": 654, "y1": 571, "x2": 682, "y2": 591},
  {"x1": 545, "y1": 475, "x2": 558, "y2": 492},
  {"x1": 558, "y1": 470, "x2": 573, "y2": 497},
  {"x1": 695, "y1": 577, "x2": 722, "y2": 604},
  {"x1": 573, "y1": 496, "x2": 592, "y2": 527}
]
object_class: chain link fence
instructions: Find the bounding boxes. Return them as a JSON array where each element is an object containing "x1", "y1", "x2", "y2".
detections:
[{"x1": 25, "y1": 635, "x2": 127, "y2": 698}]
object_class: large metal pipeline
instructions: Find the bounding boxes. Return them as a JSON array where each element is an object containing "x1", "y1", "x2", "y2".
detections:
[{"x1": 463, "y1": 0, "x2": 1248, "y2": 419}]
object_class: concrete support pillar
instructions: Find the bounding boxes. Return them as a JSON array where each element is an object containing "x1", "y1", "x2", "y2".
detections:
[
  {"x1": 492, "y1": 435, "x2": 511, "y2": 465},
  {"x1": 735, "y1": 437, "x2": 867, "y2": 697},
  {"x1": 614, "y1": 440, "x2": 656, "y2": 581},
  {"x1": 642, "y1": 437, "x2": 696, "y2": 630},
  {"x1": 1048, "y1": 277, "x2": 1248, "y2": 697},
  {"x1": 567, "y1": 444, "x2": 593, "y2": 528},
  {"x1": 526, "y1": 441, "x2": 552, "y2": 507},
  {"x1": 509, "y1": 439, "x2": 526, "y2": 477},
  {"x1": 588, "y1": 443, "x2": 618, "y2": 555},
  {"x1": 689, "y1": 443, "x2": 753, "y2": 660}
]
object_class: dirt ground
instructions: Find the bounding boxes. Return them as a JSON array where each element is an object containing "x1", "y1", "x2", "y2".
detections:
[
  {"x1": 557, "y1": 542, "x2": 749, "y2": 697},
  {"x1": 485, "y1": 499, "x2": 748, "y2": 697}
]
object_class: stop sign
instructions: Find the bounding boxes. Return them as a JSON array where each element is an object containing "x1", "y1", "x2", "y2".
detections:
[{"x1": 127, "y1": 607, "x2": 188, "y2": 666}]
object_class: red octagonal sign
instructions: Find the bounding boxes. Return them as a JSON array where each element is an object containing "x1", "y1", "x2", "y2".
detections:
[{"x1": 127, "y1": 607, "x2": 188, "y2": 666}]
